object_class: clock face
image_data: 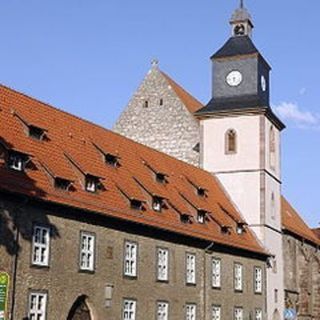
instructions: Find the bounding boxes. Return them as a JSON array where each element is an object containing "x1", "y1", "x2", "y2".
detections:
[
  {"x1": 226, "y1": 71, "x2": 243, "y2": 87},
  {"x1": 261, "y1": 75, "x2": 267, "y2": 92}
]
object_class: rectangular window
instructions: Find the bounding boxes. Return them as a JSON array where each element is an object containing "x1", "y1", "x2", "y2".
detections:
[
  {"x1": 157, "y1": 301, "x2": 169, "y2": 320},
  {"x1": 212, "y1": 305, "x2": 221, "y2": 320},
  {"x1": 255, "y1": 309, "x2": 262, "y2": 320},
  {"x1": 186, "y1": 253, "x2": 196, "y2": 284},
  {"x1": 254, "y1": 267, "x2": 263, "y2": 293},
  {"x1": 234, "y1": 263, "x2": 243, "y2": 291},
  {"x1": 234, "y1": 307, "x2": 243, "y2": 320},
  {"x1": 124, "y1": 241, "x2": 138, "y2": 277},
  {"x1": 157, "y1": 248, "x2": 169, "y2": 281},
  {"x1": 123, "y1": 299, "x2": 136, "y2": 320},
  {"x1": 186, "y1": 304, "x2": 196, "y2": 320},
  {"x1": 32, "y1": 226, "x2": 50, "y2": 266},
  {"x1": 212, "y1": 258, "x2": 221, "y2": 288},
  {"x1": 28, "y1": 292, "x2": 47, "y2": 320},
  {"x1": 79, "y1": 232, "x2": 95, "y2": 271}
]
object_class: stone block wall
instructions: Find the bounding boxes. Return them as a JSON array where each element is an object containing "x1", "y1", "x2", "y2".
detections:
[
  {"x1": 0, "y1": 194, "x2": 266, "y2": 320},
  {"x1": 283, "y1": 234, "x2": 320, "y2": 320},
  {"x1": 113, "y1": 67, "x2": 201, "y2": 167}
]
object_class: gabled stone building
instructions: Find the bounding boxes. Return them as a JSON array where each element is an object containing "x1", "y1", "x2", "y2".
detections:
[{"x1": 114, "y1": 3, "x2": 320, "y2": 320}]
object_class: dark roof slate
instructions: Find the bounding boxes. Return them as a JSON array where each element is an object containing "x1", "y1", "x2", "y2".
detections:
[{"x1": 211, "y1": 36, "x2": 259, "y2": 59}]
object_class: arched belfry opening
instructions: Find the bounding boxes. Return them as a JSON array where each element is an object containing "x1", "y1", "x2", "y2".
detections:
[{"x1": 67, "y1": 295, "x2": 92, "y2": 320}]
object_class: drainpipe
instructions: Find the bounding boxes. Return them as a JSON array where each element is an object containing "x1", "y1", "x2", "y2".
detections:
[
  {"x1": 9, "y1": 196, "x2": 28, "y2": 320},
  {"x1": 203, "y1": 242, "x2": 214, "y2": 320}
]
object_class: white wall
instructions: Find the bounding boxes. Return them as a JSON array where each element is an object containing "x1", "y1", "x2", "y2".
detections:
[{"x1": 201, "y1": 113, "x2": 285, "y2": 320}]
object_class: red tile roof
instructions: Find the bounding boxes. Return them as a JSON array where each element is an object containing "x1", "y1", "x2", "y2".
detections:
[
  {"x1": 0, "y1": 84, "x2": 266, "y2": 255},
  {"x1": 281, "y1": 197, "x2": 320, "y2": 245},
  {"x1": 161, "y1": 72, "x2": 203, "y2": 114},
  {"x1": 312, "y1": 228, "x2": 320, "y2": 240}
]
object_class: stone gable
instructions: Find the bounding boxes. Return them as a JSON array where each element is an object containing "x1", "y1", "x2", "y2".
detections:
[{"x1": 113, "y1": 67, "x2": 201, "y2": 166}]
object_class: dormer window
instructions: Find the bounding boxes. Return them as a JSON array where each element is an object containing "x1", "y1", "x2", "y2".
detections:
[
  {"x1": 152, "y1": 197, "x2": 163, "y2": 212},
  {"x1": 55, "y1": 178, "x2": 72, "y2": 191},
  {"x1": 105, "y1": 153, "x2": 119, "y2": 167},
  {"x1": 29, "y1": 125, "x2": 45, "y2": 140},
  {"x1": 85, "y1": 175, "x2": 99, "y2": 193},
  {"x1": 130, "y1": 199, "x2": 143, "y2": 211},
  {"x1": 221, "y1": 226, "x2": 231, "y2": 234},
  {"x1": 156, "y1": 173, "x2": 166, "y2": 184},
  {"x1": 197, "y1": 187, "x2": 206, "y2": 197},
  {"x1": 8, "y1": 151, "x2": 28, "y2": 172},
  {"x1": 236, "y1": 224, "x2": 245, "y2": 235},
  {"x1": 181, "y1": 214, "x2": 191, "y2": 224},
  {"x1": 197, "y1": 210, "x2": 206, "y2": 224}
]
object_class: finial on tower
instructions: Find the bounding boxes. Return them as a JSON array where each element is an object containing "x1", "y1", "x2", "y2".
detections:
[
  {"x1": 230, "y1": 0, "x2": 254, "y2": 37},
  {"x1": 151, "y1": 59, "x2": 159, "y2": 69}
]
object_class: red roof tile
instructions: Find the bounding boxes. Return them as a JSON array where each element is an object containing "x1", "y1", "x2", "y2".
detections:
[
  {"x1": 0, "y1": 84, "x2": 266, "y2": 255},
  {"x1": 161, "y1": 72, "x2": 203, "y2": 114},
  {"x1": 281, "y1": 197, "x2": 320, "y2": 245}
]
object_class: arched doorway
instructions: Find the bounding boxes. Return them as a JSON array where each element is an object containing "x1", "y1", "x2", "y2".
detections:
[{"x1": 67, "y1": 296, "x2": 92, "y2": 320}]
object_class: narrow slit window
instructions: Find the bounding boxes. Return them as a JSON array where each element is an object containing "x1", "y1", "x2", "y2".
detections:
[
  {"x1": 144, "y1": 100, "x2": 149, "y2": 108},
  {"x1": 225, "y1": 129, "x2": 237, "y2": 154},
  {"x1": 160, "y1": 98, "x2": 164, "y2": 106}
]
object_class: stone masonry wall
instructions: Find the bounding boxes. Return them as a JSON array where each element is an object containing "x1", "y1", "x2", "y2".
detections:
[
  {"x1": 113, "y1": 66, "x2": 201, "y2": 167},
  {"x1": 0, "y1": 195, "x2": 266, "y2": 320},
  {"x1": 283, "y1": 234, "x2": 320, "y2": 320}
]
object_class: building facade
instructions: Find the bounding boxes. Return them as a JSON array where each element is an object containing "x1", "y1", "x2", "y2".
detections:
[
  {"x1": 0, "y1": 82, "x2": 268, "y2": 320},
  {"x1": 114, "y1": 3, "x2": 320, "y2": 320}
]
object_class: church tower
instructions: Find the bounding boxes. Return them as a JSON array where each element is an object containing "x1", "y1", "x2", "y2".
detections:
[{"x1": 196, "y1": 2, "x2": 285, "y2": 319}]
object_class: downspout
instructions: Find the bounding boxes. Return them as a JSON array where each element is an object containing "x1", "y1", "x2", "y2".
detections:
[
  {"x1": 9, "y1": 196, "x2": 28, "y2": 320},
  {"x1": 203, "y1": 242, "x2": 214, "y2": 320}
]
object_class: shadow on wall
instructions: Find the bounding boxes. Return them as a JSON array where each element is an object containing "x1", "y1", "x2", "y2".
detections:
[{"x1": 0, "y1": 137, "x2": 60, "y2": 256}]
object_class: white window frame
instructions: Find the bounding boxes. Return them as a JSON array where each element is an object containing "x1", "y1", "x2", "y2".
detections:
[
  {"x1": 157, "y1": 301, "x2": 169, "y2": 320},
  {"x1": 254, "y1": 267, "x2": 263, "y2": 294},
  {"x1": 157, "y1": 247, "x2": 169, "y2": 281},
  {"x1": 212, "y1": 305, "x2": 221, "y2": 320},
  {"x1": 186, "y1": 253, "x2": 196, "y2": 285},
  {"x1": 28, "y1": 292, "x2": 47, "y2": 320},
  {"x1": 123, "y1": 299, "x2": 136, "y2": 320},
  {"x1": 32, "y1": 225, "x2": 50, "y2": 266},
  {"x1": 212, "y1": 258, "x2": 221, "y2": 288},
  {"x1": 234, "y1": 263, "x2": 243, "y2": 291},
  {"x1": 79, "y1": 232, "x2": 95, "y2": 271},
  {"x1": 186, "y1": 303, "x2": 196, "y2": 320},
  {"x1": 124, "y1": 241, "x2": 138, "y2": 277},
  {"x1": 234, "y1": 307, "x2": 243, "y2": 320},
  {"x1": 255, "y1": 309, "x2": 262, "y2": 320}
]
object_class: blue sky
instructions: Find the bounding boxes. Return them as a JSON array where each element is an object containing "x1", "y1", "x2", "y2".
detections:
[{"x1": 0, "y1": 0, "x2": 319, "y2": 227}]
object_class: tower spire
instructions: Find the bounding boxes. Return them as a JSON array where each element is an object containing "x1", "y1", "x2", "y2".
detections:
[{"x1": 240, "y1": 0, "x2": 244, "y2": 9}]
